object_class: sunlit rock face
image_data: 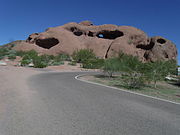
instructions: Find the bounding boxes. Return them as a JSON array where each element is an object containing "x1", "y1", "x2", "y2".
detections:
[{"x1": 13, "y1": 21, "x2": 177, "y2": 62}]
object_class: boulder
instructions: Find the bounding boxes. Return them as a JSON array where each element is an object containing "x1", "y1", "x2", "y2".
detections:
[{"x1": 12, "y1": 21, "x2": 177, "y2": 62}]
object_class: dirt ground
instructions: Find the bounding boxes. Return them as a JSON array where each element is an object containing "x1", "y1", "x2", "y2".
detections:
[{"x1": 0, "y1": 62, "x2": 98, "y2": 100}]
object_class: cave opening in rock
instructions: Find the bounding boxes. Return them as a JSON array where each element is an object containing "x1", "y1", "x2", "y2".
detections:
[
  {"x1": 163, "y1": 51, "x2": 169, "y2": 58},
  {"x1": 74, "y1": 31, "x2": 83, "y2": 36},
  {"x1": 36, "y1": 38, "x2": 59, "y2": 49},
  {"x1": 70, "y1": 27, "x2": 77, "y2": 32},
  {"x1": 96, "y1": 30, "x2": 124, "y2": 40},
  {"x1": 136, "y1": 41, "x2": 155, "y2": 50},
  {"x1": 157, "y1": 38, "x2": 166, "y2": 44},
  {"x1": 88, "y1": 31, "x2": 94, "y2": 37}
]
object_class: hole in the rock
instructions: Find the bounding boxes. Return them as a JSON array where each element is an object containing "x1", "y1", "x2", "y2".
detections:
[
  {"x1": 143, "y1": 52, "x2": 149, "y2": 59},
  {"x1": 88, "y1": 31, "x2": 94, "y2": 37},
  {"x1": 70, "y1": 27, "x2": 77, "y2": 32},
  {"x1": 157, "y1": 38, "x2": 166, "y2": 44},
  {"x1": 74, "y1": 31, "x2": 83, "y2": 36},
  {"x1": 163, "y1": 51, "x2": 169, "y2": 58},
  {"x1": 98, "y1": 34, "x2": 104, "y2": 38},
  {"x1": 27, "y1": 37, "x2": 32, "y2": 41},
  {"x1": 96, "y1": 30, "x2": 124, "y2": 39},
  {"x1": 36, "y1": 38, "x2": 59, "y2": 49},
  {"x1": 136, "y1": 41, "x2": 155, "y2": 50}
]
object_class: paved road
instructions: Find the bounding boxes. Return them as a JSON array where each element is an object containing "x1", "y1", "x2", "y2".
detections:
[{"x1": 0, "y1": 72, "x2": 180, "y2": 135}]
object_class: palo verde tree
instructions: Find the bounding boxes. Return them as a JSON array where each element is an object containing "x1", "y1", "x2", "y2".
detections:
[
  {"x1": 143, "y1": 60, "x2": 177, "y2": 88},
  {"x1": 103, "y1": 58, "x2": 120, "y2": 77},
  {"x1": 116, "y1": 53, "x2": 145, "y2": 88}
]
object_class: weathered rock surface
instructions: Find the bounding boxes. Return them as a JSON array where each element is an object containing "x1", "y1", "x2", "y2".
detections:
[{"x1": 12, "y1": 21, "x2": 177, "y2": 62}]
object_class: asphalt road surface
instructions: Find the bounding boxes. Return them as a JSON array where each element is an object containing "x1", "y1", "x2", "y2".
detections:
[{"x1": 1, "y1": 72, "x2": 180, "y2": 135}]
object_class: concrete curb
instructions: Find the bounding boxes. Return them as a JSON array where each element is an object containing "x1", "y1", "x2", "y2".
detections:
[{"x1": 75, "y1": 73, "x2": 180, "y2": 105}]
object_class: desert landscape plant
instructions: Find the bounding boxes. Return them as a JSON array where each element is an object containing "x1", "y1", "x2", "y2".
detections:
[
  {"x1": 143, "y1": 60, "x2": 177, "y2": 88},
  {"x1": 103, "y1": 58, "x2": 120, "y2": 77},
  {"x1": 72, "y1": 49, "x2": 96, "y2": 63},
  {"x1": 82, "y1": 58, "x2": 104, "y2": 69}
]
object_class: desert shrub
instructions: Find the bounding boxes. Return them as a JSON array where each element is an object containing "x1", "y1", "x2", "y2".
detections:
[
  {"x1": 143, "y1": 60, "x2": 177, "y2": 88},
  {"x1": 25, "y1": 50, "x2": 38, "y2": 59},
  {"x1": 72, "y1": 49, "x2": 96, "y2": 63},
  {"x1": 20, "y1": 58, "x2": 32, "y2": 66},
  {"x1": 103, "y1": 53, "x2": 145, "y2": 88},
  {"x1": 68, "y1": 61, "x2": 77, "y2": 66},
  {"x1": 54, "y1": 54, "x2": 71, "y2": 62},
  {"x1": 49, "y1": 61, "x2": 64, "y2": 66},
  {"x1": 20, "y1": 50, "x2": 39, "y2": 67},
  {"x1": 121, "y1": 73, "x2": 145, "y2": 89},
  {"x1": 82, "y1": 58, "x2": 104, "y2": 69},
  {"x1": 33, "y1": 56, "x2": 48, "y2": 68},
  {"x1": 103, "y1": 58, "x2": 120, "y2": 77},
  {"x1": 117, "y1": 53, "x2": 145, "y2": 88},
  {"x1": 40, "y1": 54, "x2": 53, "y2": 64},
  {"x1": 18, "y1": 51, "x2": 67, "y2": 68},
  {"x1": 0, "y1": 48, "x2": 10, "y2": 59},
  {"x1": 8, "y1": 54, "x2": 16, "y2": 60},
  {"x1": 0, "y1": 47, "x2": 17, "y2": 60},
  {"x1": 15, "y1": 51, "x2": 27, "y2": 57},
  {"x1": 16, "y1": 50, "x2": 38, "y2": 58}
]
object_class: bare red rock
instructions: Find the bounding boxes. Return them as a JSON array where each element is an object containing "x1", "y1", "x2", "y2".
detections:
[{"x1": 12, "y1": 21, "x2": 177, "y2": 62}]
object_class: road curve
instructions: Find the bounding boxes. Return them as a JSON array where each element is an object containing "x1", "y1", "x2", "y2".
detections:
[{"x1": 1, "y1": 72, "x2": 180, "y2": 135}]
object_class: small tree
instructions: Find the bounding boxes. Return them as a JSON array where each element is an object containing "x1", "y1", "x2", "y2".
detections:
[
  {"x1": 103, "y1": 58, "x2": 120, "y2": 77},
  {"x1": 144, "y1": 60, "x2": 177, "y2": 88},
  {"x1": 117, "y1": 53, "x2": 145, "y2": 88},
  {"x1": 72, "y1": 49, "x2": 96, "y2": 63}
]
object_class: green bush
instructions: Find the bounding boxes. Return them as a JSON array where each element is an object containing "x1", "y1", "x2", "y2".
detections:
[
  {"x1": 40, "y1": 54, "x2": 53, "y2": 64},
  {"x1": 82, "y1": 59, "x2": 104, "y2": 69},
  {"x1": 21, "y1": 59, "x2": 32, "y2": 66},
  {"x1": 0, "y1": 48, "x2": 10, "y2": 59},
  {"x1": 72, "y1": 49, "x2": 96, "y2": 63},
  {"x1": 56, "y1": 54, "x2": 70, "y2": 61},
  {"x1": 33, "y1": 56, "x2": 48, "y2": 68},
  {"x1": 0, "y1": 48, "x2": 18, "y2": 60},
  {"x1": 143, "y1": 60, "x2": 177, "y2": 88},
  {"x1": 103, "y1": 53, "x2": 145, "y2": 88},
  {"x1": 15, "y1": 51, "x2": 27, "y2": 57},
  {"x1": 49, "y1": 61, "x2": 64, "y2": 66},
  {"x1": 8, "y1": 54, "x2": 16, "y2": 60},
  {"x1": 103, "y1": 58, "x2": 120, "y2": 77},
  {"x1": 68, "y1": 61, "x2": 77, "y2": 66}
]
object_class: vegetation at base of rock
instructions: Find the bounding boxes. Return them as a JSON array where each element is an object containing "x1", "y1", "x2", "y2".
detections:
[
  {"x1": 19, "y1": 50, "x2": 70, "y2": 68},
  {"x1": 68, "y1": 61, "x2": 77, "y2": 66},
  {"x1": 82, "y1": 59, "x2": 104, "y2": 69},
  {"x1": 72, "y1": 49, "x2": 96, "y2": 63},
  {"x1": 102, "y1": 52, "x2": 178, "y2": 89},
  {"x1": 55, "y1": 54, "x2": 71, "y2": 61},
  {"x1": 0, "y1": 48, "x2": 16, "y2": 60},
  {"x1": 72, "y1": 49, "x2": 104, "y2": 69}
]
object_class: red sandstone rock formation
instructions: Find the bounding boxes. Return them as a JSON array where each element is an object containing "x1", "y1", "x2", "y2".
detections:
[{"x1": 12, "y1": 21, "x2": 177, "y2": 62}]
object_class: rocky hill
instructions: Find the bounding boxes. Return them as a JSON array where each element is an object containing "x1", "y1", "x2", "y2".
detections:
[{"x1": 10, "y1": 21, "x2": 177, "y2": 62}]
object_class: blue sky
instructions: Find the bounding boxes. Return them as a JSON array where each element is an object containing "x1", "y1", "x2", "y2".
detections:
[{"x1": 0, "y1": 0, "x2": 179, "y2": 64}]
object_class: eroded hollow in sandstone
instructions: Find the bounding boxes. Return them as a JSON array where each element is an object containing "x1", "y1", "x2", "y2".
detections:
[
  {"x1": 74, "y1": 31, "x2": 83, "y2": 36},
  {"x1": 36, "y1": 38, "x2": 59, "y2": 49},
  {"x1": 157, "y1": 38, "x2": 166, "y2": 44},
  {"x1": 136, "y1": 41, "x2": 155, "y2": 50},
  {"x1": 96, "y1": 30, "x2": 124, "y2": 40}
]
